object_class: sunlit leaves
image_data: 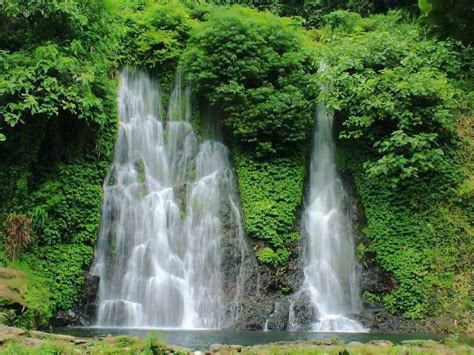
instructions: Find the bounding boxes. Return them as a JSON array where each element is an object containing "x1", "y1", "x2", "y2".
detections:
[
  {"x1": 0, "y1": 0, "x2": 116, "y2": 144},
  {"x1": 318, "y1": 12, "x2": 459, "y2": 185},
  {"x1": 118, "y1": 2, "x2": 195, "y2": 86}
]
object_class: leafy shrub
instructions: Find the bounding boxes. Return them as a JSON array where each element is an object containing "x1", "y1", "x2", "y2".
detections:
[
  {"x1": 318, "y1": 13, "x2": 460, "y2": 186},
  {"x1": 26, "y1": 244, "x2": 94, "y2": 311},
  {"x1": 323, "y1": 10, "x2": 361, "y2": 32},
  {"x1": 257, "y1": 247, "x2": 290, "y2": 267},
  {"x1": 419, "y1": 0, "x2": 474, "y2": 44},
  {"x1": 142, "y1": 332, "x2": 166, "y2": 355},
  {"x1": 117, "y1": 1, "x2": 195, "y2": 88},
  {"x1": 183, "y1": 6, "x2": 315, "y2": 156},
  {"x1": 0, "y1": 0, "x2": 116, "y2": 139}
]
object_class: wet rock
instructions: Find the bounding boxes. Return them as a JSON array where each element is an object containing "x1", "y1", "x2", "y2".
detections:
[
  {"x1": 401, "y1": 339, "x2": 438, "y2": 347},
  {"x1": 50, "y1": 309, "x2": 82, "y2": 327},
  {"x1": 354, "y1": 305, "x2": 423, "y2": 333},
  {"x1": 83, "y1": 274, "x2": 100, "y2": 304},
  {"x1": 310, "y1": 339, "x2": 338, "y2": 346},
  {"x1": 82, "y1": 302, "x2": 97, "y2": 325},
  {"x1": 71, "y1": 272, "x2": 100, "y2": 326},
  {"x1": 266, "y1": 298, "x2": 290, "y2": 331},
  {"x1": 209, "y1": 344, "x2": 242, "y2": 354},
  {"x1": 288, "y1": 290, "x2": 315, "y2": 330},
  {"x1": 210, "y1": 343, "x2": 223, "y2": 352},
  {"x1": 232, "y1": 239, "x2": 306, "y2": 331}
]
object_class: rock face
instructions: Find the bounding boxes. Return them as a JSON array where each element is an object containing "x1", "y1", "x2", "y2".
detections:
[
  {"x1": 81, "y1": 273, "x2": 100, "y2": 325},
  {"x1": 50, "y1": 310, "x2": 83, "y2": 327},
  {"x1": 288, "y1": 290, "x2": 315, "y2": 330},
  {"x1": 231, "y1": 242, "x2": 306, "y2": 330}
]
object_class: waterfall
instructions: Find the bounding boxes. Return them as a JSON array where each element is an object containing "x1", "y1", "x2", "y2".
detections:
[
  {"x1": 298, "y1": 100, "x2": 366, "y2": 332},
  {"x1": 91, "y1": 69, "x2": 247, "y2": 329}
]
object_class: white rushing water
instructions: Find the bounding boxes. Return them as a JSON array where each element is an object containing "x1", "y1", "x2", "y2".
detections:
[
  {"x1": 299, "y1": 101, "x2": 366, "y2": 332},
  {"x1": 91, "y1": 69, "x2": 246, "y2": 329}
]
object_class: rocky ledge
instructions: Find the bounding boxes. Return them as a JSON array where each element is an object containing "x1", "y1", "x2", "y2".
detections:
[{"x1": 0, "y1": 325, "x2": 189, "y2": 354}]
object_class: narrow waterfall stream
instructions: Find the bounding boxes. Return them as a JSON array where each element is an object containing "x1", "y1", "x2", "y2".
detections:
[
  {"x1": 297, "y1": 101, "x2": 366, "y2": 332},
  {"x1": 91, "y1": 70, "x2": 247, "y2": 329}
]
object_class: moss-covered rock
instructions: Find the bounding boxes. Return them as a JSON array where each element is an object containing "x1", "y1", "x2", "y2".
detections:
[{"x1": 0, "y1": 268, "x2": 52, "y2": 329}]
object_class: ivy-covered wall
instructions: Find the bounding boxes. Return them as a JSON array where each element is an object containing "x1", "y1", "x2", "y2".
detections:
[{"x1": 234, "y1": 154, "x2": 305, "y2": 266}]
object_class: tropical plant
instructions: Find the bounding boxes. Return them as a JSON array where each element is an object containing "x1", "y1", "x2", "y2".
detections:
[{"x1": 2, "y1": 214, "x2": 33, "y2": 261}]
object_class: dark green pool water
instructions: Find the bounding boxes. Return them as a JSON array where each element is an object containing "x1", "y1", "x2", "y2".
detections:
[{"x1": 53, "y1": 327, "x2": 448, "y2": 350}]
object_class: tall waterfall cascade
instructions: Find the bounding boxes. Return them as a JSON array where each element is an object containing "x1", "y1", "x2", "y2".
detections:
[
  {"x1": 296, "y1": 100, "x2": 366, "y2": 332},
  {"x1": 91, "y1": 69, "x2": 248, "y2": 329}
]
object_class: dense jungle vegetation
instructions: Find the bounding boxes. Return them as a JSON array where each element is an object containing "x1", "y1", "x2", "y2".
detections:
[{"x1": 0, "y1": 0, "x2": 472, "y2": 332}]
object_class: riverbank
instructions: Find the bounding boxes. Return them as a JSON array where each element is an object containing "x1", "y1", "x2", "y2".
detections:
[{"x1": 0, "y1": 326, "x2": 472, "y2": 354}]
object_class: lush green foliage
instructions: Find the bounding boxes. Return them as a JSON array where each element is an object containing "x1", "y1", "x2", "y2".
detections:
[
  {"x1": 117, "y1": 1, "x2": 195, "y2": 89},
  {"x1": 234, "y1": 153, "x2": 304, "y2": 266},
  {"x1": 318, "y1": 11, "x2": 460, "y2": 187},
  {"x1": 0, "y1": 0, "x2": 118, "y2": 324},
  {"x1": 0, "y1": 114, "x2": 117, "y2": 317},
  {"x1": 0, "y1": 0, "x2": 472, "y2": 330},
  {"x1": 209, "y1": 0, "x2": 419, "y2": 27},
  {"x1": 183, "y1": 6, "x2": 316, "y2": 157},
  {"x1": 0, "y1": 0, "x2": 117, "y2": 138},
  {"x1": 320, "y1": 11, "x2": 473, "y2": 321}
]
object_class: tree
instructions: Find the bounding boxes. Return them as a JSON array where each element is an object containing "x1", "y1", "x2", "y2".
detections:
[{"x1": 182, "y1": 6, "x2": 315, "y2": 156}]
